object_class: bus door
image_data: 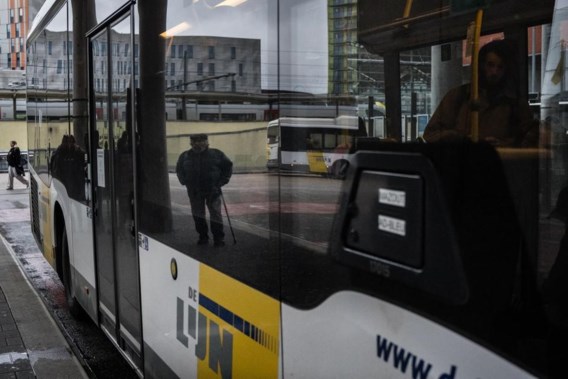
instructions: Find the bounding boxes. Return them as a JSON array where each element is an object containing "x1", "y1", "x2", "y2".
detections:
[{"x1": 88, "y1": 6, "x2": 142, "y2": 369}]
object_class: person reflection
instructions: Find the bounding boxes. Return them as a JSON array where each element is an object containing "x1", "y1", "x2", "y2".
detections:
[
  {"x1": 423, "y1": 39, "x2": 538, "y2": 147},
  {"x1": 50, "y1": 134, "x2": 86, "y2": 200},
  {"x1": 6, "y1": 140, "x2": 28, "y2": 190},
  {"x1": 176, "y1": 134, "x2": 233, "y2": 247},
  {"x1": 50, "y1": 135, "x2": 70, "y2": 179}
]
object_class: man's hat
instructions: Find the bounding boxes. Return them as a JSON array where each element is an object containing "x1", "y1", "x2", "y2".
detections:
[{"x1": 190, "y1": 133, "x2": 208, "y2": 141}]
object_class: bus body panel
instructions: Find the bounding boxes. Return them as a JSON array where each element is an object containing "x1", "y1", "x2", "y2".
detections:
[
  {"x1": 32, "y1": 170, "x2": 56, "y2": 267},
  {"x1": 138, "y1": 231, "x2": 536, "y2": 379},
  {"x1": 282, "y1": 291, "x2": 536, "y2": 379},
  {"x1": 139, "y1": 234, "x2": 281, "y2": 379},
  {"x1": 50, "y1": 178, "x2": 97, "y2": 321},
  {"x1": 29, "y1": 170, "x2": 97, "y2": 322}
]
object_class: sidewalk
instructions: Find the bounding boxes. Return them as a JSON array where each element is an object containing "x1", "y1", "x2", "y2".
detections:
[{"x1": 0, "y1": 173, "x2": 88, "y2": 378}]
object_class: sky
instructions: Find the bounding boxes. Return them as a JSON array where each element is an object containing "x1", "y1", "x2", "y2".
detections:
[{"x1": 164, "y1": 0, "x2": 329, "y2": 92}]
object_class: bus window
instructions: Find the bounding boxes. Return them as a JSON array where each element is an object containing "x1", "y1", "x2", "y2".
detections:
[
  {"x1": 267, "y1": 124, "x2": 278, "y2": 144},
  {"x1": 324, "y1": 133, "x2": 338, "y2": 149},
  {"x1": 400, "y1": 47, "x2": 432, "y2": 142},
  {"x1": 308, "y1": 133, "x2": 323, "y2": 149}
]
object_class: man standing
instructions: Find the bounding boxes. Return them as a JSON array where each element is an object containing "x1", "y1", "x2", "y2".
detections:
[
  {"x1": 6, "y1": 140, "x2": 28, "y2": 190},
  {"x1": 176, "y1": 134, "x2": 233, "y2": 247}
]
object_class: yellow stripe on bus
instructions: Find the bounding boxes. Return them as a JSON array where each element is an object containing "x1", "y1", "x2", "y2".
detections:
[{"x1": 198, "y1": 264, "x2": 280, "y2": 379}]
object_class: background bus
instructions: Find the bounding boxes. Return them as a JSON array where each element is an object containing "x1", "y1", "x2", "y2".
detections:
[{"x1": 266, "y1": 116, "x2": 362, "y2": 176}]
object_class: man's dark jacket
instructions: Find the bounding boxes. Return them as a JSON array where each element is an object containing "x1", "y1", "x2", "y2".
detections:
[
  {"x1": 176, "y1": 148, "x2": 233, "y2": 192},
  {"x1": 7, "y1": 146, "x2": 21, "y2": 167}
]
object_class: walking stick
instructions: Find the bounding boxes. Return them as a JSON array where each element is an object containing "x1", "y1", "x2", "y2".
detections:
[{"x1": 220, "y1": 190, "x2": 237, "y2": 244}]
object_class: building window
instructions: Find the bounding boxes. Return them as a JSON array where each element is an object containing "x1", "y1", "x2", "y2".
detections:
[
  {"x1": 57, "y1": 60, "x2": 63, "y2": 74},
  {"x1": 231, "y1": 80, "x2": 236, "y2": 92},
  {"x1": 186, "y1": 45, "x2": 193, "y2": 59},
  {"x1": 231, "y1": 46, "x2": 236, "y2": 59},
  {"x1": 10, "y1": 9, "x2": 14, "y2": 23},
  {"x1": 6, "y1": 25, "x2": 10, "y2": 39},
  {"x1": 208, "y1": 46, "x2": 215, "y2": 59},
  {"x1": 48, "y1": 41, "x2": 52, "y2": 55},
  {"x1": 208, "y1": 63, "x2": 215, "y2": 76},
  {"x1": 124, "y1": 43, "x2": 129, "y2": 57},
  {"x1": 209, "y1": 81, "x2": 215, "y2": 91},
  {"x1": 239, "y1": 63, "x2": 243, "y2": 76},
  {"x1": 197, "y1": 62, "x2": 203, "y2": 75},
  {"x1": 170, "y1": 44, "x2": 176, "y2": 58},
  {"x1": 170, "y1": 62, "x2": 176, "y2": 76},
  {"x1": 19, "y1": 8, "x2": 23, "y2": 23}
]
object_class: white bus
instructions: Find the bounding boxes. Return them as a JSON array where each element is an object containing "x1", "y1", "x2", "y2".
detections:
[
  {"x1": 26, "y1": 0, "x2": 563, "y2": 378},
  {"x1": 267, "y1": 116, "x2": 361, "y2": 176}
]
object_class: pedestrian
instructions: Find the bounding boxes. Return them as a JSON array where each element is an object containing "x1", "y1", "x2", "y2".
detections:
[
  {"x1": 6, "y1": 140, "x2": 28, "y2": 190},
  {"x1": 176, "y1": 134, "x2": 233, "y2": 247},
  {"x1": 423, "y1": 39, "x2": 538, "y2": 147}
]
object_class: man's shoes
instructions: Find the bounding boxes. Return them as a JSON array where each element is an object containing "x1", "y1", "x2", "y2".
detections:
[
  {"x1": 197, "y1": 238, "x2": 209, "y2": 245},
  {"x1": 213, "y1": 240, "x2": 225, "y2": 247},
  {"x1": 5, "y1": 187, "x2": 12, "y2": 190}
]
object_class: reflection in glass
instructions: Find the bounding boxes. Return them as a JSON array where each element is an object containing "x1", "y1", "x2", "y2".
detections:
[{"x1": 27, "y1": 3, "x2": 71, "y2": 183}]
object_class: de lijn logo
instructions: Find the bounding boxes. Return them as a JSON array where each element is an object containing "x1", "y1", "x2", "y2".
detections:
[
  {"x1": 177, "y1": 285, "x2": 278, "y2": 379},
  {"x1": 177, "y1": 285, "x2": 234, "y2": 379}
]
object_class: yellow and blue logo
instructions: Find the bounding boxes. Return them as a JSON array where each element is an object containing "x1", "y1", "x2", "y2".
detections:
[{"x1": 177, "y1": 265, "x2": 280, "y2": 378}]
